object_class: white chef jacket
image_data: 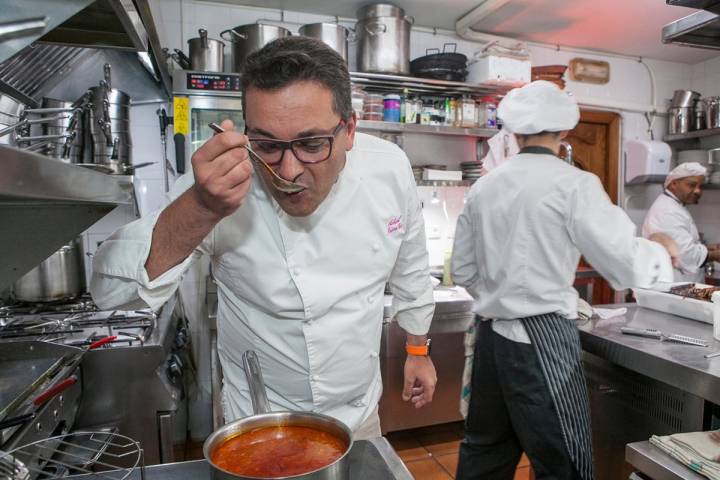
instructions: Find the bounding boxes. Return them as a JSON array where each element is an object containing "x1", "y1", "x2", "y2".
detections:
[
  {"x1": 89, "y1": 133, "x2": 435, "y2": 431},
  {"x1": 642, "y1": 191, "x2": 708, "y2": 283},
  {"x1": 451, "y1": 151, "x2": 673, "y2": 343}
]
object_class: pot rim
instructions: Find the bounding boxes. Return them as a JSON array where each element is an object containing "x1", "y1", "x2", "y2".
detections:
[{"x1": 203, "y1": 410, "x2": 354, "y2": 480}]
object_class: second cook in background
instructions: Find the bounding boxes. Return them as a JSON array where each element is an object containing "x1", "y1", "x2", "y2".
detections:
[
  {"x1": 451, "y1": 80, "x2": 678, "y2": 480},
  {"x1": 89, "y1": 37, "x2": 437, "y2": 440},
  {"x1": 642, "y1": 162, "x2": 720, "y2": 282}
]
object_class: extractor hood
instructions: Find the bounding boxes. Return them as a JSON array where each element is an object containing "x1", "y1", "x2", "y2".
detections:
[
  {"x1": 666, "y1": 0, "x2": 720, "y2": 14},
  {"x1": 0, "y1": 145, "x2": 134, "y2": 291},
  {"x1": 0, "y1": 0, "x2": 171, "y2": 98},
  {"x1": 663, "y1": 10, "x2": 720, "y2": 49}
]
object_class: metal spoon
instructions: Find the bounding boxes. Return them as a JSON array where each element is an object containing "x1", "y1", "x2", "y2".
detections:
[{"x1": 207, "y1": 122, "x2": 306, "y2": 194}]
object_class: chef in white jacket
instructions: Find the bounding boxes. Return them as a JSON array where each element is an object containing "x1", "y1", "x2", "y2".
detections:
[
  {"x1": 642, "y1": 162, "x2": 720, "y2": 282},
  {"x1": 451, "y1": 81, "x2": 677, "y2": 480},
  {"x1": 89, "y1": 37, "x2": 437, "y2": 439}
]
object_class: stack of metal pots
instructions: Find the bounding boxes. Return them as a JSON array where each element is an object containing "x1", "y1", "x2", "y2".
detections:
[
  {"x1": 86, "y1": 64, "x2": 132, "y2": 174},
  {"x1": 39, "y1": 97, "x2": 84, "y2": 163}
]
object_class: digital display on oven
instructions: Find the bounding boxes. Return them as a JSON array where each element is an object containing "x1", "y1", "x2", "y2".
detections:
[{"x1": 187, "y1": 73, "x2": 242, "y2": 91}]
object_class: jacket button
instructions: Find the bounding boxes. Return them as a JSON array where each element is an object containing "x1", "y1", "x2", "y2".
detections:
[
  {"x1": 370, "y1": 351, "x2": 378, "y2": 358},
  {"x1": 310, "y1": 375, "x2": 319, "y2": 382},
  {"x1": 293, "y1": 268, "x2": 301, "y2": 276},
  {"x1": 367, "y1": 296, "x2": 375, "y2": 304},
  {"x1": 372, "y1": 243, "x2": 380, "y2": 252}
]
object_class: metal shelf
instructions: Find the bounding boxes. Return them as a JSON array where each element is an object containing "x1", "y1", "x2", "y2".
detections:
[
  {"x1": 626, "y1": 176, "x2": 720, "y2": 188},
  {"x1": 663, "y1": 126, "x2": 720, "y2": 142},
  {"x1": 358, "y1": 120, "x2": 498, "y2": 138},
  {"x1": 416, "y1": 180, "x2": 475, "y2": 187},
  {"x1": 350, "y1": 72, "x2": 510, "y2": 97}
]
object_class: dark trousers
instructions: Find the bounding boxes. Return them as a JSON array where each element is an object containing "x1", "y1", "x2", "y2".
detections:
[{"x1": 456, "y1": 320, "x2": 585, "y2": 480}]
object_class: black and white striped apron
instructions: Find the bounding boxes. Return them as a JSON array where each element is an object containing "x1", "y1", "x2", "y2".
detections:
[{"x1": 522, "y1": 313, "x2": 594, "y2": 480}]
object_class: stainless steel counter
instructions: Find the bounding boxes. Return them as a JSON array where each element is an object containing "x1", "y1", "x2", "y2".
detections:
[
  {"x1": 578, "y1": 304, "x2": 720, "y2": 404},
  {"x1": 69, "y1": 437, "x2": 413, "y2": 480},
  {"x1": 626, "y1": 441, "x2": 706, "y2": 480}
]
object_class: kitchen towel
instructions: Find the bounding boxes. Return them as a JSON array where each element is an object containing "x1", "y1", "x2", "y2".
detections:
[{"x1": 650, "y1": 432, "x2": 720, "y2": 480}]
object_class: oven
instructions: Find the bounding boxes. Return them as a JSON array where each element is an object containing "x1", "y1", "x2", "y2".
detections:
[{"x1": 172, "y1": 69, "x2": 244, "y2": 173}]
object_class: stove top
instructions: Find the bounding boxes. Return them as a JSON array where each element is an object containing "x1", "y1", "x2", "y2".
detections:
[{"x1": 0, "y1": 297, "x2": 157, "y2": 348}]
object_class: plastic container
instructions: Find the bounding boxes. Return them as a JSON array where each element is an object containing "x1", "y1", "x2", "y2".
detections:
[
  {"x1": 363, "y1": 103, "x2": 384, "y2": 113},
  {"x1": 458, "y1": 96, "x2": 477, "y2": 128},
  {"x1": 383, "y1": 94, "x2": 401, "y2": 122},
  {"x1": 713, "y1": 291, "x2": 720, "y2": 340},
  {"x1": 363, "y1": 112, "x2": 383, "y2": 121},
  {"x1": 364, "y1": 93, "x2": 384, "y2": 105}
]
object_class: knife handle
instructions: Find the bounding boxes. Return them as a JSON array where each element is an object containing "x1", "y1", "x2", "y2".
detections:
[{"x1": 620, "y1": 327, "x2": 662, "y2": 339}]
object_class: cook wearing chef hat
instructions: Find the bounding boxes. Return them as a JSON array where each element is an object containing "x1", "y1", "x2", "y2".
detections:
[
  {"x1": 452, "y1": 80, "x2": 678, "y2": 480},
  {"x1": 643, "y1": 161, "x2": 719, "y2": 282}
]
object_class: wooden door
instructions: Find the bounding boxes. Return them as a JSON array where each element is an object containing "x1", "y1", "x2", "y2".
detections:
[{"x1": 565, "y1": 111, "x2": 621, "y2": 305}]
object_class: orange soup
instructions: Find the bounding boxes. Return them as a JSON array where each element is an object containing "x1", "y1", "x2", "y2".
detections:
[{"x1": 211, "y1": 425, "x2": 348, "y2": 478}]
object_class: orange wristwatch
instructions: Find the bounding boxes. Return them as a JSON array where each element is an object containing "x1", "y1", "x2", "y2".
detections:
[{"x1": 405, "y1": 339, "x2": 431, "y2": 356}]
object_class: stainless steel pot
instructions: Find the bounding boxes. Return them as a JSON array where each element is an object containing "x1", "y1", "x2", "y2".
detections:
[
  {"x1": 221, "y1": 24, "x2": 292, "y2": 72},
  {"x1": 707, "y1": 96, "x2": 720, "y2": 130},
  {"x1": 0, "y1": 94, "x2": 24, "y2": 145},
  {"x1": 355, "y1": 3, "x2": 413, "y2": 74},
  {"x1": 298, "y1": 23, "x2": 350, "y2": 62},
  {"x1": 671, "y1": 89, "x2": 701, "y2": 108},
  {"x1": 669, "y1": 106, "x2": 692, "y2": 135},
  {"x1": 188, "y1": 29, "x2": 225, "y2": 72},
  {"x1": 203, "y1": 351, "x2": 352, "y2": 480},
  {"x1": 12, "y1": 238, "x2": 86, "y2": 303},
  {"x1": 38, "y1": 97, "x2": 84, "y2": 162}
]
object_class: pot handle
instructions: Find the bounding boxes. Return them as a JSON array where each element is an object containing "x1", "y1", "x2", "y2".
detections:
[
  {"x1": 243, "y1": 350, "x2": 271, "y2": 415},
  {"x1": 364, "y1": 21, "x2": 387, "y2": 36},
  {"x1": 405, "y1": 15, "x2": 415, "y2": 25},
  {"x1": 199, "y1": 28, "x2": 208, "y2": 49},
  {"x1": 220, "y1": 29, "x2": 246, "y2": 41},
  {"x1": 443, "y1": 42, "x2": 457, "y2": 53}
]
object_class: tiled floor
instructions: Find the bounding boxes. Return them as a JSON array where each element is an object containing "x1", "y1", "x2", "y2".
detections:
[
  {"x1": 386, "y1": 421, "x2": 533, "y2": 479},
  {"x1": 175, "y1": 421, "x2": 534, "y2": 479}
]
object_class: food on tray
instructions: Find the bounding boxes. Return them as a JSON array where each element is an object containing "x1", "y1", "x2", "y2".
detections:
[{"x1": 668, "y1": 283, "x2": 720, "y2": 302}]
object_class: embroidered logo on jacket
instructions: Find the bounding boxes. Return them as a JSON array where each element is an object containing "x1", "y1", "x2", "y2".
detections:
[{"x1": 387, "y1": 216, "x2": 403, "y2": 235}]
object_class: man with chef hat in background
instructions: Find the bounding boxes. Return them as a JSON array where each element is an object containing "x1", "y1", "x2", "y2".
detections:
[
  {"x1": 451, "y1": 80, "x2": 678, "y2": 480},
  {"x1": 642, "y1": 162, "x2": 720, "y2": 282}
]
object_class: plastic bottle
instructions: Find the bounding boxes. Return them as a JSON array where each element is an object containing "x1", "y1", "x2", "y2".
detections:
[
  {"x1": 400, "y1": 88, "x2": 408, "y2": 123},
  {"x1": 443, "y1": 249, "x2": 453, "y2": 286}
]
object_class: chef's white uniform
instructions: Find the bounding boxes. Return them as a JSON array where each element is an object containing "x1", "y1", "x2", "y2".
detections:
[
  {"x1": 90, "y1": 133, "x2": 435, "y2": 433},
  {"x1": 642, "y1": 191, "x2": 708, "y2": 282}
]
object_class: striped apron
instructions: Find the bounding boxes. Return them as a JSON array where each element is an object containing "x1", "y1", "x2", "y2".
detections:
[{"x1": 460, "y1": 313, "x2": 594, "y2": 480}]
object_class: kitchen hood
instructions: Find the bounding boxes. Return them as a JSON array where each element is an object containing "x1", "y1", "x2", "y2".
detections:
[
  {"x1": 666, "y1": 0, "x2": 720, "y2": 14},
  {"x1": 0, "y1": 0, "x2": 171, "y2": 99},
  {"x1": 663, "y1": 10, "x2": 720, "y2": 50},
  {"x1": 0, "y1": 145, "x2": 134, "y2": 291}
]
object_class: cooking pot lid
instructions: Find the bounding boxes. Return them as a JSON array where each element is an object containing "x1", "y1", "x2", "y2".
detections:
[{"x1": 357, "y1": 3, "x2": 405, "y2": 20}]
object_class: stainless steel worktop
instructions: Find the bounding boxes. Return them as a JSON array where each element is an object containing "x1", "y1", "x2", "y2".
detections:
[
  {"x1": 578, "y1": 304, "x2": 720, "y2": 404},
  {"x1": 626, "y1": 441, "x2": 706, "y2": 480},
  {"x1": 69, "y1": 437, "x2": 413, "y2": 480}
]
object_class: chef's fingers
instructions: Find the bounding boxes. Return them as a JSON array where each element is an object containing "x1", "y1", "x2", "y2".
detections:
[
  {"x1": 219, "y1": 119, "x2": 235, "y2": 132},
  {"x1": 402, "y1": 375, "x2": 415, "y2": 401}
]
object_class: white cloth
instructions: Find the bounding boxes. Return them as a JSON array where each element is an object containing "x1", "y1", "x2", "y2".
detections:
[
  {"x1": 665, "y1": 161, "x2": 707, "y2": 188},
  {"x1": 497, "y1": 80, "x2": 580, "y2": 134},
  {"x1": 642, "y1": 191, "x2": 708, "y2": 282},
  {"x1": 481, "y1": 130, "x2": 520, "y2": 172},
  {"x1": 651, "y1": 433, "x2": 720, "y2": 480},
  {"x1": 89, "y1": 133, "x2": 435, "y2": 432},
  {"x1": 451, "y1": 152, "x2": 673, "y2": 343}
]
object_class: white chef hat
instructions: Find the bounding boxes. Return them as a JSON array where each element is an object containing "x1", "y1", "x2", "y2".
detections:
[
  {"x1": 664, "y1": 161, "x2": 707, "y2": 187},
  {"x1": 498, "y1": 80, "x2": 580, "y2": 135}
]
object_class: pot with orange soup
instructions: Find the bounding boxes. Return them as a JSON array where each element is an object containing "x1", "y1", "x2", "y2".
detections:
[{"x1": 203, "y1": 351, "x2": 353, "y2": 479}]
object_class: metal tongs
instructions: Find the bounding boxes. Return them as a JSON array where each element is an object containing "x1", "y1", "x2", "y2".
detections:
[
  {"x1": 207, "y1": 122, "x2": 306, "y2": 194},
  {"x1": 620, "y1": 326, "x2": 708, "y2": 347}
]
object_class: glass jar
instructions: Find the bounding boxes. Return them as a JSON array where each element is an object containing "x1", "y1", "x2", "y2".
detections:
[{"x1": 459, "y1": 96, "x2": 477, "y2": 128}]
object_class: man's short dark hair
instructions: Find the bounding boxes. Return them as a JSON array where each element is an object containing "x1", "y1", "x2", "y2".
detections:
[
  {"x1": 514, "y1": 131, "x2": 563, "y2": 143},
  {"x1": 241, "y1": 36, "x2": 353, "y2": 121}
]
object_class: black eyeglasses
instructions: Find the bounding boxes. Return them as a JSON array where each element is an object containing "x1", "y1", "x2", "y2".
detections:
[{"x1": 247, "y1": 121, "x2": 345, "y2": 166}]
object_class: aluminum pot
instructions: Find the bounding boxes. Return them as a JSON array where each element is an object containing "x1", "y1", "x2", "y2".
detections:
[
  {"x1": 671, "y1": 89, "x2": 701, "y2": 108},
  {"x1": 298, "y1": 23, "x2": 350, "y2": 62},
  {"x1": 221, "y1": 24, "x2": 291, "y2": 72},
  {"x1": 188, "y1": 28, "x2": 225, "y2": 72},
  {"x1": 668, "y1": 106, "x2": 692, "y2": 135},
  {"x1": 355, "y1": 3, "x2": 413, "y2": 74},
  {"x1": 707, "y1": 96, "x2": 720, "y2": 130},
  {"x1": 0, "y1": 94, "x2": 25, "y2": 145},
  {"x1": 203, "y1": 351, "x2": 352, "y2": 480},
  {"x1": 12, "y1": 238, "x2": 86, "y2": 303}
]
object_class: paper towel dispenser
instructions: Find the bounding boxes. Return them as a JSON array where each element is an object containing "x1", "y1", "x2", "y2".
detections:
[{"x1": 625, "y1": 140, "x2": 672, "y2": 185}]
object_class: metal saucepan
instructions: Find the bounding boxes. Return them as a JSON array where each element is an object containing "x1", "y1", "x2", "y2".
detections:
[
  {"x1": 188, "y1": 28, "x2": 225, "y2": 72},
  {"x1": 203, "y1": 351, "x2": 352, "y2": 479},
  {"x1": 12, "y1": 238, "x2": 86, "y2": 303}
]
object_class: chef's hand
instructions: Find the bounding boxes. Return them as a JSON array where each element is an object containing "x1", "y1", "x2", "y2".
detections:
[
  {"x1": 402, "y1": 351, "x2": 437, "y2": 409},
  {"x1": 649, "y1": 232, "x2": 680, "y2": 268},
  {"x1": 707, "y1": 244, "x2": 720, "y2": 262},
  {"x1": 190, "y1": 119, "x2": 253, "y2": 219}
]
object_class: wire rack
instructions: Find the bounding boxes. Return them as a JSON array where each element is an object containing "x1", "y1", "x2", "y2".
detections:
[{"x1": 0, "y1": 431, "x2": 144, "y2": 480}]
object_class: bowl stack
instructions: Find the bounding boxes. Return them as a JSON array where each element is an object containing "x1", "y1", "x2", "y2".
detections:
[{"x1": 461, "y1": 161, "x2": 484, "y2": 183}]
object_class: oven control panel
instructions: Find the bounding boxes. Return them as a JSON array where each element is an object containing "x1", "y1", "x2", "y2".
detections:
[{"x1": 186, "y1": 72, "x2": 242, "y2": 92}]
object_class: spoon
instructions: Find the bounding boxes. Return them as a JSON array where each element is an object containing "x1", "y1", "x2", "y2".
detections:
[{"x1": 207, "y1": 123, "x2": 306, "y2": 194}]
